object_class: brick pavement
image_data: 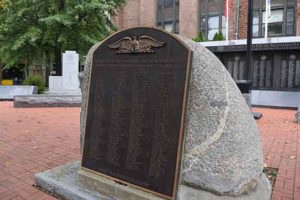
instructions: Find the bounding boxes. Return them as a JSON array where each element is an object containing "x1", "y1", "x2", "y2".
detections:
[
  {"x1": 0, "y1": 102, "x2": 81, "y2": 200},
  {"x1": 254, "y1": 107, "x2": 300, "y2": 200},
  {"x1": 0, "y1": 102, "x2": 299, "y2": 200}
]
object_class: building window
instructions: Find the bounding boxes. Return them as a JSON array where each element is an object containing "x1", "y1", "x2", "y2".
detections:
[
  {"x1": 157, "y1": 0, "x2": 179, "y2": 34},
  {"x1": 199, "y1": 0, "x2": 226, "y2": 40},
  {"x1": 252, "y1": 0, "x2": 295, "y2": 37}
]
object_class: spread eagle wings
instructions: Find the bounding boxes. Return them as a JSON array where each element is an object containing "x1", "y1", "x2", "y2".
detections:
[
  {"x1": 108, "y1": 37, "x2": 132, "y2": 51},
  {"x1": 138, "y1": 36, "x2": 165, "y2": 50}
]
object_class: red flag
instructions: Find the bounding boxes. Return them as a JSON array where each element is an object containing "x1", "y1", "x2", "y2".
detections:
[{"x1": 224, "y1": 0, "x2": 232, "y2": 17}]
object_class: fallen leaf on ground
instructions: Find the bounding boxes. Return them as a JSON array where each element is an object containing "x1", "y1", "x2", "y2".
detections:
[
  {"x1": 263, "y1": 163, "x2": 268, "y2": 168},
  {"x1": 5, "y1": 161, "x2": 10, "y2": 167},
  {"x1": 33, "y1": 146, "x2": 38, "y2": 149},
  {"x1": 24, "y1": 131, "x2": 30, "y2": 134},
  {"x1": 289, "y1": 155, "x2": 296, "y2": 159},
  {"x1": 266, "y1": 156, "x2": 271, "y2": 160}
]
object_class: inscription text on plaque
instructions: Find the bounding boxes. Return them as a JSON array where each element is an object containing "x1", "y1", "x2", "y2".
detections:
[{"x1": 81, "y1": 27, "x2": 192, "y2": 200}]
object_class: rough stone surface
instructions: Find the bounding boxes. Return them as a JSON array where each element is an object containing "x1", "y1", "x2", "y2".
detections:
[
  {"x1": 35, "y1": 161, "x2": 165, "y2": 200},
  {"x1": 181, "y1": 38, "x2": 265, "y2": 196},
  {"x1": 14, "y1": 95, "x2": 81, "y2": 108},
  {"x1": 178, "y1": 174, "x2": 271, "y2": 200},
  {"x1": 80, "y1": 42, "x2": 102, "y2": 150},
  {"x1": 35, "y1": 161, "x2": 114, "y2": 200},
  {"x1": 79, "y1": 32, "x2": 270, "y2": 198},
  {"x1": 242, "y1": 93, "x2": 251, "y2": 108},
  {"x1": 296, "y1": 105, "x2": 300, "y2": 123},
  {"x1": 0, "y1": 85, "x2": 38, "y2": 100}
]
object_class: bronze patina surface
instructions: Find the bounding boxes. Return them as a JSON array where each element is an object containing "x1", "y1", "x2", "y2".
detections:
[{"x1": 81, "y1": 27, "x2": 192, "y2": 199}]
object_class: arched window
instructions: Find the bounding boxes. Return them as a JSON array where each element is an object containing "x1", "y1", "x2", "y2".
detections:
[{"x1": 157, "y1": 0, "x2": 179, "y2": 33}]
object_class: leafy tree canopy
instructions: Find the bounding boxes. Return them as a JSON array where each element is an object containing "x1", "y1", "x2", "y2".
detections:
[{"x1": 0, "y1": 0, "x2": 125, "y2": 73}]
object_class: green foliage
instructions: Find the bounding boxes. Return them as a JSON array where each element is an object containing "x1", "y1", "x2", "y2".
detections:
[
  {"x1": 22, "y1": 75, "x2": 45, "y2": 94},
  {"x1": 218, "y1": 32, "x2": 224, "y2": 40},
  {"x1": 213, "y1": 31, "x2": 225, "y2": 41},
  {"x1": 193, "y1": 31, "x2": 206, "y2": 42},
  {"x1": 0, "y1": 0, "x2": 125, "y2": 68}
]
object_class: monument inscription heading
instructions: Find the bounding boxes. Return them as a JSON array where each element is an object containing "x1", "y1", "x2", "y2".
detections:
[{"x1": 81, "y1": 27, "x2": 192, "y2": 199}]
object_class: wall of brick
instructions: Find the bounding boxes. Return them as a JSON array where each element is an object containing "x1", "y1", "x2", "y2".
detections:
[
  {"x1": 113, "y1": 0, "x2": 141, "y2": 30},
  {"x1": 113, "y1": 0, "x2": 156, "y2": 30},
  {"x1": 297, "y1": 0, "x2": 300, "y2": 36},
  {"x1": 114, "y1": 0, "x2": 300, "y2": 39},
  {"x1": 228, "y1": 0, "x2": 237, "y2": 40},
  {"x1": 179, "y1": 0, "x2": 199, "y2": 38},
  {"x1": 238, "y1": 0, "x2": 248, "y2": 39},
  {"x1": 140, "y1": 0, "x2": 157, "y2": 27}
]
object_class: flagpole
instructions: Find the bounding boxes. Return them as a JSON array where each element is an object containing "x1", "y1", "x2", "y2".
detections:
[
  {"x1": 226, "y1": 0, "x2": 229, "y2": 41},
  {"x1": 247, "y1": 0, "x2": 253, "y2": 80},
  {"x1": 265, "y1": 0, "x2": 268, "y2": 38}
]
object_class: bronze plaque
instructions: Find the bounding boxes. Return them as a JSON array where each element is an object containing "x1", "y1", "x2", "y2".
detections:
[{"x1": 81, "y1": 27, "x2": 192, "y2": 199}]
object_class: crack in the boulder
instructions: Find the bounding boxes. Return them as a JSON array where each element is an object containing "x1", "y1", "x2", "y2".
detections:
[{"x1": 183, "y1": 62, "x2": 230, "y2": 173}]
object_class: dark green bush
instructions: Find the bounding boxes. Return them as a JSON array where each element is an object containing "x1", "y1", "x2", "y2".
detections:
[
  {"x1": 213, "y1": 31, "x2": 225, "y2": 41},
  {"x1": 218, "y1": 31, "x2": 225, "y2": 40},
  {"x1": 23, "y1": 75, "x2": 45, "y2": 94},
  {"x1": 193, "y1": 31, "x2": 207, "y2": 42}
]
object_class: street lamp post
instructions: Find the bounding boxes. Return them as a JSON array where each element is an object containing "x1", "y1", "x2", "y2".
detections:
[{"x1": 246, "y1": 0, "x2": 262, "y2": 119}]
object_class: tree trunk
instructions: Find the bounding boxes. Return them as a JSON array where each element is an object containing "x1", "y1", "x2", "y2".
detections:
[
  {"x1": 55, "y1": 0, "x2": 64, "y2": 76},
  {"x1": 58, "y1": 0, "x2": 65, "y2": 11},
  {"x1": 44, "y1": 51, "x2": 51, "y2": 87},
  {"x1": 55, "y1": 47, "x2": 62, "y2": 76}
]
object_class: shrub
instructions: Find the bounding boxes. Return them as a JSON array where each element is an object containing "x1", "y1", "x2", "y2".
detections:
[
  {"x1": 213, "y1": 31, "x2": 225, "y2": 41},
  {"x1": 193, "y1": 31, "x2": 207, "y2": 42},
  {"x1": 218, "y1": 31, "x2": 225, "y2": 40},
  {"x1": 22, "y1": 75, "x2": 45, "y2": 94}
]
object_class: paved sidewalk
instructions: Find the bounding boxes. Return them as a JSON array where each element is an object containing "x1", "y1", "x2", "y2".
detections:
[
  {"x1": 0, "y1": 101, "x2": 299, "y2": 200},
  {"x1": 0, "y1": 102, "x2": 81, "y2": 200},
  {"x1": 254, "y1": 107, "x2": 300, "y2": 200}
]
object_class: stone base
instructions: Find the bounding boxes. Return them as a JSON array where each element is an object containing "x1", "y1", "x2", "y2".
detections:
[
  {"x1": 78, "y1": 168, "x2": 166, "y2": 200},
  {"x1": 14, "y1": 95, "x2": 81, "y2": 108},
  {"x1": 178, "y1": 174, "x2": 272, "y2": 200},
  {"x1": 0, "y1": 85, "x2": 38, "y2": 100},
  {"x1": 251, "y1": 90, "x2": 300, "y2": 108},
  {"x1": 35, "y1": 161, "x2": 165, "y2": 200},
  {"x1": 47, "y1": 89, "x2": 81, "y2": 95},
  {"x1": 35, "y1": 161, "x2": 114, "y2": 200},
  {"x1": 35, "y1": 161, "x2": 271, "y2": 200}
]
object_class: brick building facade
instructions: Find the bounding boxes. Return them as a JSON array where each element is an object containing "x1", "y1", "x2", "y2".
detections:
[
  {"x1": 113, "y1": 0, "x2": 300, "y2": 108},
  {"x1": 114, "y1": 0, "x2": 300, "y2": 40}
]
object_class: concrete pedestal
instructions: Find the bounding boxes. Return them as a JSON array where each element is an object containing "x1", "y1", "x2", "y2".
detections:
[
  {"x1": 0, "y1": 85, "x2": 38, "y2": 100},
  {"x1": 48, "y1": 51, "x2": 80, "y2": 95}
]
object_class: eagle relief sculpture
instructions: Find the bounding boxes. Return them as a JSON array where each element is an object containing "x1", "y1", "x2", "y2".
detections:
[{"x1": 108, "y1": 36, "x2": 166, "y2": 54}]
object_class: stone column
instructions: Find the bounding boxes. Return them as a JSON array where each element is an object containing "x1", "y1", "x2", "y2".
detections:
[
  {"x1": 179, "y1": 0, "x2": 199, "y2": 38},
  {"x1": 62, "y1": 51, "x2": 80, "y2": 91}
]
